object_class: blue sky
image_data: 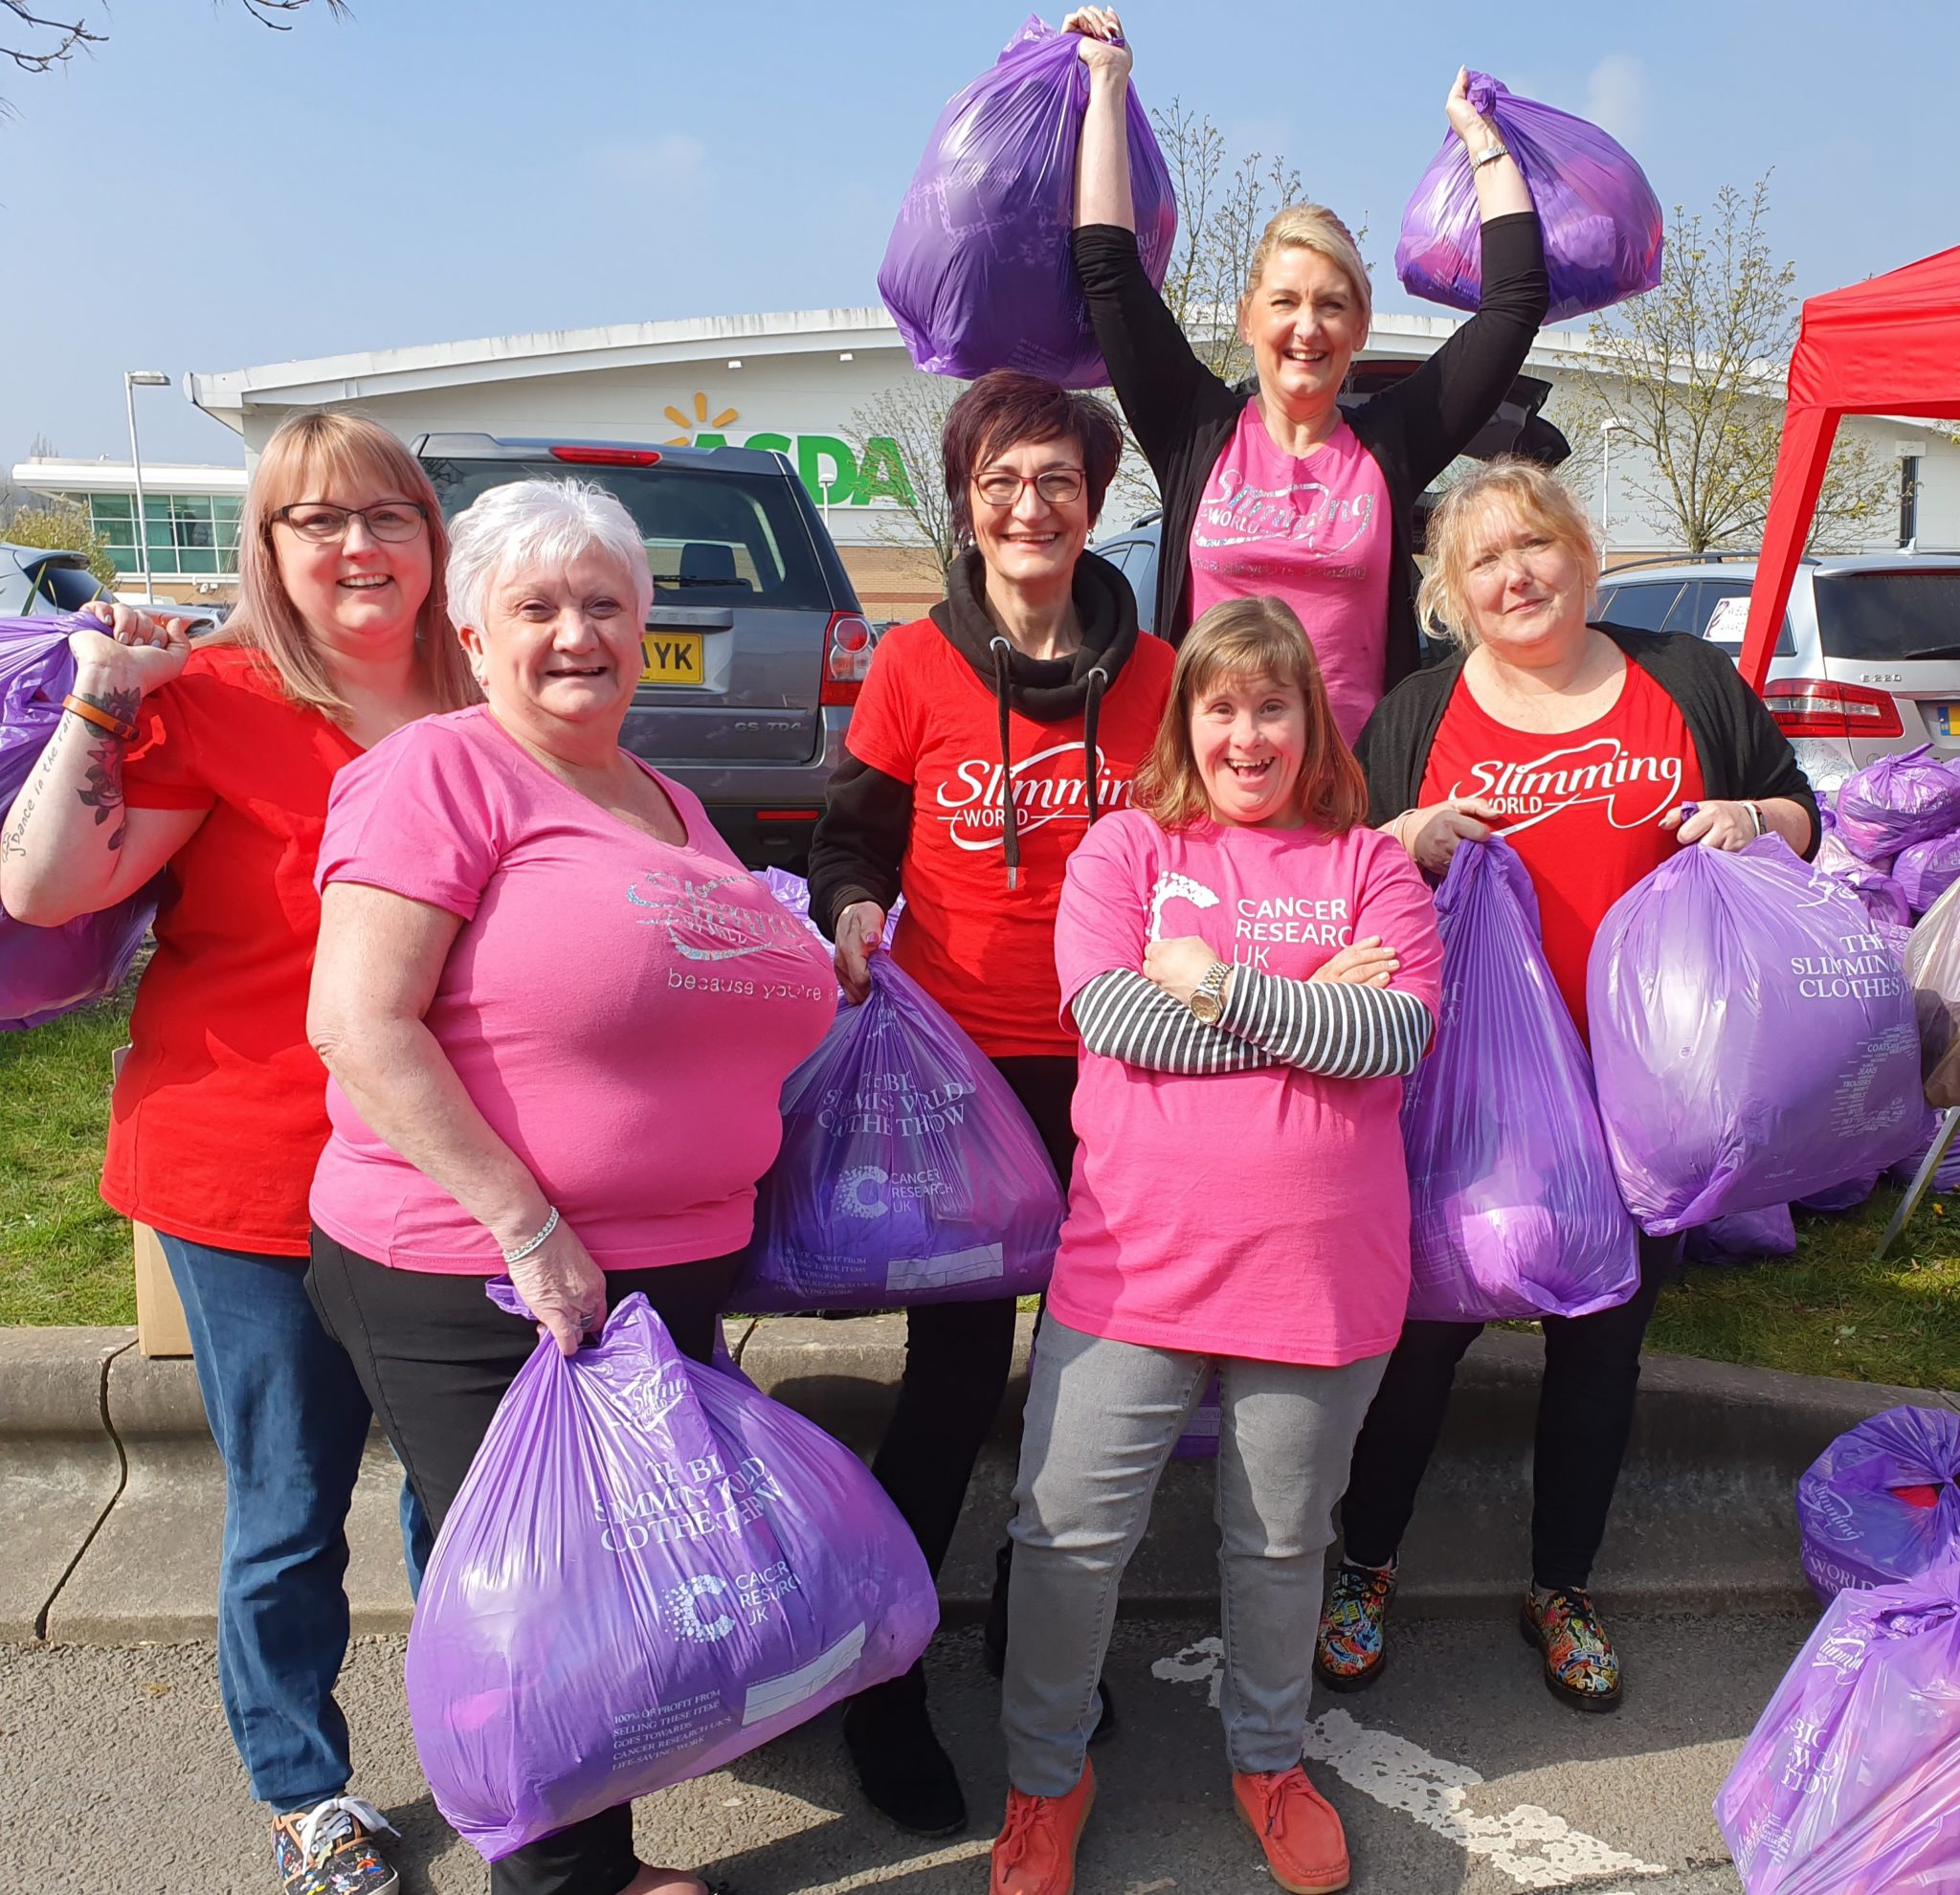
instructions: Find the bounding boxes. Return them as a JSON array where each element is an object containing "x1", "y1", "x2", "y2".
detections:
[{"x1": 1, "y1": 0, "x2": 1954, "y2": 472}]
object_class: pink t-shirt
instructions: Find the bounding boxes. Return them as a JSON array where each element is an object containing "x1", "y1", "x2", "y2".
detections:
[
  {"x1": 1050, "y1": 809, "x2": 1443, "y2": 1366},
  {"x1": 1189, "y1": 406, "x2": 1392, "y2": 747},
  {"x1": 309, "y1": 707, "x2": 836, "y2": 1274}
]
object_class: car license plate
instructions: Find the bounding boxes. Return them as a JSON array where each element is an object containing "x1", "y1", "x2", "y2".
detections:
[
  {"x1": 1931, "y1": 702, "x2": 1960, "y2": 738},
  {"x1": 639, "y1": 632, "x2": 704, "y2": 686}
]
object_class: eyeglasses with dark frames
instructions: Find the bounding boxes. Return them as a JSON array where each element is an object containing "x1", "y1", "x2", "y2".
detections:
[
  {"x1": 972, "y1": 467, "x2": 1086, "y2": 507},
  {"x1": 272, "y1": 501, "x2": 430, "y2": 545}
]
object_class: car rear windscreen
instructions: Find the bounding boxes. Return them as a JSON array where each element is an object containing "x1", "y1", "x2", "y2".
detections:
[
  {"x1": 1814, "y1": 570, "x2": 1960, "y2": 661},
  {"x1": 420, "y1": 457, "x2": 833, "y2": 612},
  {"x1": 30, "y1": 562, "x2": 112, "y2": 613}
]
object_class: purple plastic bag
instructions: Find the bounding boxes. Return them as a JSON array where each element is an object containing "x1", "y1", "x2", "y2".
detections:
[
  {"x1": 1402, "y1": 838, "x2": 1639, "y2": 1321},
  {"x1": 1896, "y1": 830, "x2": 1960, "y2": 918},
  {"x1": 1887, "y1": 1109, "x2": 1960, "y2": 1194},
  {"x1": 1835, "y1": 745, "x2": 1960, "y2": 865},
  {"x1": 1683, "y1": 1204, "x2": 1796, "y2": 1264},
  {"x1": 1797, "y1": 1407, "x2": 1960, "y2": 1604},
  {"x1": 878, "y1": 15, "x2": 1178, "y2": 387},
  {"x1": 1814, "y1": 829, "x2": 1914, "y2": 935},
  {"x1": 735, "y1": 955, "x2": 1063, "y2": 1311},
  {"x1": 0, "y1": 614, "x2": 157, "y2": 1030},
  {"x1": 1794, "y1": 1173, "x2": 1881, "y2": 1215},
  {"x1": 1171, "y1": 1372, "x2": 1220, "y2": 1460},
  {"x1": 750, "y1": 868, "x2": 902, "y2": 951},
  {"x1": 1716, "y1": 1561, "x2": 1960, "y2": 1892},
  {"x1": 1589, "y1": 837, "x2": 1924, "y2": 1235},
  {"x1": 1393, "y1": 71, "x2": 1662, "y2": 324},
  {"x1": 406, "y1": 1285, "x2": 937, "y2": 1862}
]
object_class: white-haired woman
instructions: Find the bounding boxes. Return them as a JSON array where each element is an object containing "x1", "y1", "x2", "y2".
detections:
[
  {"x1": 302, "y1": 479, "x2": 835, "y2": 1895},
  {"x1": 1065, "y1": 8, "x2": 1548, "y2": 745},
  {"x1": 2, "y1": 409, "x2": 475, "y2": 1895}
]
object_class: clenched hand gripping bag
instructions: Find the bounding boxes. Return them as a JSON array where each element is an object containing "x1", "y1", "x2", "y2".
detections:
[
  {"x1": 736, "y1": 955, "x2": 1064, "y2": 1311},
  {"x1": 0, "y1": 615, "x2": 157, "y2": 1030},
  {"x1": 1588, "y1": 837, "x2": 1923, "y2": 1235},
  {"x1": 1797, "y1": 1406, "x2": 1960, "y2": 1604},
  {"x1": 878, "y1": 14, "x2": 1178, "y2": 387},
  {"x1": 1715, "y1": 1562, "x2": 1960, "y2": 1893},
  {"x1": 1683, "y1": 1203, "x2": 1796, "y2": 1264},
  {"x1": 1393, "y1": 70, "x2": 1662, "y2": 323},
  {"x1": 750, "y1": 868, "x2": 902, "y2": 952},
  {"x1": 1834, "y1": 745, "x2": 1960, "y2": 866},
  {"x1": 405, "y1": 1286, "x2": 938, "y2": 1862},
  {"x1": 1400, "y1": 837, "x2": 1639, "y2": 1322}
]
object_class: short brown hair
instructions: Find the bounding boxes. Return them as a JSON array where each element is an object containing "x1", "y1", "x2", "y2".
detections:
[
  {"x1": 940, "y1": 369, "x2": 1124, "y2": 544},
  {"x1": 1416, "y1": 457, "x2": 1601, "y2": 649},
  {"x1": 206, "y1": 410, "x2": 479, "y2": 721},
  {"x1": 1136, "y1": 595, "x2": 1368, "y2": 834}
]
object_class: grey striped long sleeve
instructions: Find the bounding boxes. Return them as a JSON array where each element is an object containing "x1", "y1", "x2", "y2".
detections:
[
  {"x1": 1219, "y1": 965, "x2": 1434, "y2": 1078},
  {"x1": 1071, "y1": 970, "x2": 1275, "y2": 1075}
]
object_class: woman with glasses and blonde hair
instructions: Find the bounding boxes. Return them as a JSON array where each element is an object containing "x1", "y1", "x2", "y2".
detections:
[
  {"x1": 1065, "y1": 9, "x2": 1548, "y2": 747},
  {"x1": 806, "y1": 366, "x2": 1173, "y2": 1837},
  {"x1": 988, "y1": 595, "x2": 1442, "y2": 1895},
  {"x1": 1, "y1": 409, "x2": 475, "y2": 1895}
]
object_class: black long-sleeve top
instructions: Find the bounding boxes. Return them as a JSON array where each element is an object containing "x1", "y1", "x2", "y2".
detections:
[{"x1": 1070, "y1": 212, "x2": 1550, "y2": 687}]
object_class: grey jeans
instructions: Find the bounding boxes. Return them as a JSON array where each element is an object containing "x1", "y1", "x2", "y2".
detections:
[{"x1": 1001, "y1": 1315, "x2": 1388, "y2": 1795}]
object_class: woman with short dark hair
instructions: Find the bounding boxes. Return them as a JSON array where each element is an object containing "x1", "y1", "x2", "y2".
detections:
[{"x1": 807, "y1": 366, "x2": 1173, "y2": 1838}]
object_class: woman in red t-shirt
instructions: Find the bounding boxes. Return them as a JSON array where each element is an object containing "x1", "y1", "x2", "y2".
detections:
[
  {"x1": 0, "y1": 412, "x2": 476, "y2": 1895},
  {"x1": 1315, "y1": 459, "x2": 1818, "y2": 1715},
  {"x1": 806, "y1": 369, "x2": 1173, "y2": 1836}
]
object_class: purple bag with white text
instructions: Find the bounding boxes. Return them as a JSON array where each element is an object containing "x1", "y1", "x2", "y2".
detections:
[
  {"x1": 1394, "y1": 71, "x2": 1662, "y2": 323},
  {"x1": 0, "y1": 614, "x2": 157, "y2": 1029},
  {"x1": 405, "y1": 1285, "x2": 937, "y2": 1862},
  {"x1": 1798, "y1": 1407, "x2": 1960, "y2": 1604},
  {"x1": 879, "y1": 15, "x2": 1177, "y2": 386},
  {"x1": 1835, "y1": 745, "x2": 1960, "y2": 865},
  {"x1": 1715, "y1": 1562, "x2": 1960, "y2": 1892},
  {"x1": 1401, "y1": 837, "x2": 1639, "y2": 1321},
  {"x1": 1589, "y1": 838, "x2": 1923, "y2": 1234}
]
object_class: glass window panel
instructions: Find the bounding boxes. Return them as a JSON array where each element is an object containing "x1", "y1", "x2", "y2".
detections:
[
  {"x1": 178, "y1": 547, "x2": 217, "y2": 574},
  {"x1": 90, "y1": 494, "x2": 132, "y2": 526}
]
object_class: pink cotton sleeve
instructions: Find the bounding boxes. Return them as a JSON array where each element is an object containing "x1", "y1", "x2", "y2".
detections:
[
  {"x1": 315, "y1": 719, "x2": 501, "y2": 921},
  {"x1": 1353, "y1": 833, "x2": 1445, "y2": 1021},
  {"x1": 1053, "y1": 812, "x2": 1154, "y2": 1022}
]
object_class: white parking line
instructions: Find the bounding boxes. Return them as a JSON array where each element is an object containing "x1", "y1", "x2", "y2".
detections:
[{"x1": 1151, "y1": 1638, "x2": 1669, "y2": 1889}]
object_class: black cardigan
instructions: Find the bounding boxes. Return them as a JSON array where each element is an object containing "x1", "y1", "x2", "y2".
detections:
[
  {"x1": 1071, "y1": 211, "x2": 1549, "y2": 692},
  {"x1": 1353, "y1": 628, "x2": 1822, "y2": 853}
]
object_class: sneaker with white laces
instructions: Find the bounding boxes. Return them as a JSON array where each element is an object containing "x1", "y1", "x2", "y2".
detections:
[{"x1": 271, "y1": 1795, "x2": 400, "y2": 1895}]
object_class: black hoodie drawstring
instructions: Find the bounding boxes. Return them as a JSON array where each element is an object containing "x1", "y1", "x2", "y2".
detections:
[
  {"x1": 989, "y1": 635, "x2": 1021, "y2": 890},
  {"x1": 1082, "y1": 665, "x2": 1108, "y2": 826}
]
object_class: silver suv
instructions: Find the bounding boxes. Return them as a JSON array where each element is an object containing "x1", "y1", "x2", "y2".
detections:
[
  {"x1": 1592, "y1": 552, "x2": 1960, "y2": 793},
  {"x1": 416, "y1": 434, "x2": 876, "y2": 869}
]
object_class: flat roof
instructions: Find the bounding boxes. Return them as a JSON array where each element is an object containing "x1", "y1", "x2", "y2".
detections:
[{"x1": 12, "y1": 457, "x2": 247, "y2": 495}]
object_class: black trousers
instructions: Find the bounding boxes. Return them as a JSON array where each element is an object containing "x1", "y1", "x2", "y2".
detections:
[
  {"x1": 306, "y1": 1230, "x2": 742, "y2": 1895},
  {"x1": 859, "y1": 1055, "x2": 1077, "y2": 1710},
  {"x1": 1337, "y1": 1231, "x2": 1681, "y2": 1594}
]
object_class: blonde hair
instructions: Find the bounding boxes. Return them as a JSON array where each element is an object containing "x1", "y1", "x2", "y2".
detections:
[
  {"x1": 205, "y1": 410, "x2": 479, "y2": 721},
  {"x1": 1416, "y1": 457, "x2": 1602, "y2": 649},
  {"x1": 1241, "y1": 203, "x2": 1372, "y2": 334},
  {"x1": 1136, "y1": 595, "x2": 1368, "y2": 834}
]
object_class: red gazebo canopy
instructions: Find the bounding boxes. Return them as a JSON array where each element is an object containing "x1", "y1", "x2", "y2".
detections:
[{"x1": 1741, "y1": 244, "x2": 1960, "y2": 690}]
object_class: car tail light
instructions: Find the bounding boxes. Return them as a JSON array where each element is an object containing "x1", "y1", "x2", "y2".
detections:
[
  {"x1": 548, "y1": 445, "x2": 662, "y2": 466},
  {"x1": 1761, "y1": 678, "x2": 1904, "y2": 740},
  {"x1": 820, "y1": 612, "x2": 878, "y2": 705}
]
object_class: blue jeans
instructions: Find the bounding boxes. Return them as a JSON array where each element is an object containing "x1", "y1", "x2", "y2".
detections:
[{"x1": 161, "y1": 1234, "x2": 398, "y2": 1810}]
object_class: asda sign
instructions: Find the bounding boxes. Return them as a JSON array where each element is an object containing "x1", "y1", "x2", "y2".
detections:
[{"x1": 689, "y1": 429, "x2": 917, "y2": 510}]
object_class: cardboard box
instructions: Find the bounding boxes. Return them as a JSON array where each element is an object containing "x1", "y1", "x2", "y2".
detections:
[{"x1": 113, "y1": 1043, "x2": 193, "y2": 1359}]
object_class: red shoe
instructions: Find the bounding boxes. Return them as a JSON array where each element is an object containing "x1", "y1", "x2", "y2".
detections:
[
  {"x1": 1232, "y1": 1766, "x2": 1350, "y2": 1894},
  {"x1": 990, "y1": 1758, "x2": 1097, "y2": 1895}
]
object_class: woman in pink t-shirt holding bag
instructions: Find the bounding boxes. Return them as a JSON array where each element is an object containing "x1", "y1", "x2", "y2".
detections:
[{"x1": 987, "y1": 597, "x2": 1443, "y2": 1895}]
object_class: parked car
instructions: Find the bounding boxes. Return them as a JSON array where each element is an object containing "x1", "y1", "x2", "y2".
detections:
[
  {"x1": 414, "y1": 433, "x2": 876, "y2": 870},
  {"x1": 0, "y1": 542, "x2": 114, "y2": 618},
  {"x1": 1091, "y1": 368, "x2": 1571, "y2": 635},
  {"x1": 1592, "y1": 551, "x2": 1960, "y2": 792}
]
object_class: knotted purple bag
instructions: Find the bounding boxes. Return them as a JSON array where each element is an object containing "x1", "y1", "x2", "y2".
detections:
[
  {"x1": 405, "y1": 1285, "x2": 938, "y2": 1862},
  {"x1": 1834, "y1": 745, "x2": 1960, "y2": 866},
  {"x1": 1394, "y1": 71, "x2": 1662, "y2": 323},
  {"x1": 1798, "y1": 1407, "x2": 1960, "y2": 1604},
  {"x1": 879, "y1": 14, "x2": 1177, "y2": 387},
  {"x1": 0, "y1": 614, "x2": 157, "y2": 1030},
  {"x1": 1401, "y1": 837, "x2": 1639, "y2": 1321}
]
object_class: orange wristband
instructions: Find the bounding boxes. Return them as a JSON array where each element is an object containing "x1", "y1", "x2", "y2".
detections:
[{"x1": 62, "y1": 694, "x2": 138, "y2": 743}]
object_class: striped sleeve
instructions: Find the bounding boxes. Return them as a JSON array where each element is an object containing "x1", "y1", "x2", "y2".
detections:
[
  {"x1": 1218, "y1": 966, "x2": 1435, "y2": 1078},
  {"x1": 1070, "y1": 970, "x2": 1275, "y2": 1075}
]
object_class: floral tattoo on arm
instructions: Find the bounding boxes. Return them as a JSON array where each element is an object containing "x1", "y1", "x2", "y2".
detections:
[{"x1": 70, "y1": 690, "x2": 139, "y2": 854}]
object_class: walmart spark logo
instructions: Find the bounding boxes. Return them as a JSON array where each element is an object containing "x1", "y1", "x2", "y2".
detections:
[{"x1": 663, "y1": 390, "x2": 739, "y2": 447}]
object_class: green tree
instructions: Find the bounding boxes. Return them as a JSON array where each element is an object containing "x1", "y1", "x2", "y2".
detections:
[{"x1": 4, "y1": 497, "x2": 118, "y2": 590}]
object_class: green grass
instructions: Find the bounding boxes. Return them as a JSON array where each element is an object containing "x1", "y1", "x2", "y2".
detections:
[{"x1": 0, "y1": 990, "x2": 137, "y2": 1326}]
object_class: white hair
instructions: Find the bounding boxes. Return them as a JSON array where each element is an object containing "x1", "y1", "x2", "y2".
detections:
[{"x1": 445, "y1": 478, "x2": 653, "y2": 632}]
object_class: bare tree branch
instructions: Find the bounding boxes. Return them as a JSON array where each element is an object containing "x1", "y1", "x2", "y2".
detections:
[{"x1": 849, "y1": 376, "x2": 969, "y2": 583}]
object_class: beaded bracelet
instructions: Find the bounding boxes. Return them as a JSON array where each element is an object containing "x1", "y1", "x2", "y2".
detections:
[{"x1": 501, "y1": 1205, "x2": 560, "y2": 1266}]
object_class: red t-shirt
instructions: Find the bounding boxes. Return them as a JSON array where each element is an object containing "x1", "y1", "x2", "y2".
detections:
[
  {"x1": 843, "y1": 618, "x2": 1175, "y2": 1059},
  {"x1": 102, "y1": 647, "x2": 364, "y2": 1256},
  {"x1": 1419, "y1": 658, "x2": 1704, "y2": 1043}
]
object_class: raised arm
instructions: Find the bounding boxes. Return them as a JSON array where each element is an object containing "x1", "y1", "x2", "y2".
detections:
[{"x1": 1067, "y1": 7, "x2": 1134, "y2": 233}]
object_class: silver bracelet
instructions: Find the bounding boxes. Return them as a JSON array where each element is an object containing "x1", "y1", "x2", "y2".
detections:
[
  {"x1": 1746, "y1": 800, "x2": 1767, "y2": 838},
  {"x1": 1470, "y1": 141, "x2": 1509, "y2": 170},
  {"x1": 501, "y1": 1205, "x2": 560, "y2": 1266}
]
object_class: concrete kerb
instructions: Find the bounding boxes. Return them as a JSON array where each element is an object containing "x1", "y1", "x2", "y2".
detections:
[{"x1": 1, "y1": 1312, "x2": 1937, "y2": 1646}]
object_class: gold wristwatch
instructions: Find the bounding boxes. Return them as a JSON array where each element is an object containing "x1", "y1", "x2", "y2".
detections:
[{"x1": 1189, "y1": 959, "x2": 1232, "y2": 1025}]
